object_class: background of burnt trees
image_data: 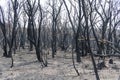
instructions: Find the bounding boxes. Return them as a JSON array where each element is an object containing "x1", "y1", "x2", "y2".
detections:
[
  {"x1": 0, "y1": 0, "x2": 23, "y2": 67},
  {"x1": 0, "y1": 0, "x2": 120, "y2": 80}
]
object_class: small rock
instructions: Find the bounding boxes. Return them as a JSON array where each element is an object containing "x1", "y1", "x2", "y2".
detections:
[
  {"x1": 97, "y1": 61, "x2": 106, "y2": 70},
  {"x1": 118, "y1": 76, "x2": 120, "y2": 80},
  {"x1": 112, "y1": 64, "x2": 119, "y2": 70}
]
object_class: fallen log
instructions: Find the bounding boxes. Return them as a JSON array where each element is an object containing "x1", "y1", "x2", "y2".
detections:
[{"x1": 93, "y1": 54, "x2": 120, "y2": 57}]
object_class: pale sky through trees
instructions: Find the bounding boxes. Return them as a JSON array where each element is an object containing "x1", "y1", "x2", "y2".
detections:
[
  {"x1": 0, "y1": 0, "x2": 7, "y2": 8},
  {"x1": 0, "y1": 0, "x2": 47, "y2": 8},
  {"x1": 0, "y1": 0, "x2": 48, "y2": 16}
]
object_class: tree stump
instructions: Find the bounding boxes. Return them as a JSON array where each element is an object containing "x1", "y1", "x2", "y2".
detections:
[{"x1": 109, "y1": 59, "x2": 113, "y2": 64}]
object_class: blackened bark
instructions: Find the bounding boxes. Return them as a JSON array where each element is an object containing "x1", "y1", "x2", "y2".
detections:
[
  {"x1": 29, "y1": 42, "x2": 33, "y2": 51},
  {"x1": 35, "y1": 47, "x2": 43, "y2": 62},
  {"x1": 75, "y1": 34, "x2": 81, "y2": 62},
  {"x1": 0, "y1": 7, "x2": 8, "y2": 57},
  {"x1": 81, "y1": 0, "x2": 100, "y2": 79}
]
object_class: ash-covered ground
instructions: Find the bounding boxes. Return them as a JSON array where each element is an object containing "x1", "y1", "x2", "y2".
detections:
[{"x1": 0, "y1": 49, "x2": 120, "y2": 80}]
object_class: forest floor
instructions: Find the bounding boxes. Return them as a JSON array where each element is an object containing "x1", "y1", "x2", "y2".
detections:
[{"x1": 0, "y1": 48, "x2": 120, "y2": 80}]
